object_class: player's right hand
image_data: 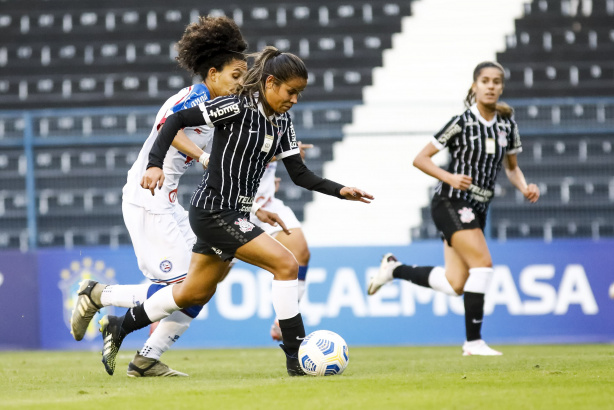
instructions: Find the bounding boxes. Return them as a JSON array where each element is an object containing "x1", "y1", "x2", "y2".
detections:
[
  {"x1": 141, "y1": 167, "x2": 165, "y2": 196},
  {"x1": 447, "y1": 174, "x2": 472, "y2": 191}
]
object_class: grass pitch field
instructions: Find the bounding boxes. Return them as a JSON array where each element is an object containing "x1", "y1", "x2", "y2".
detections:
[{"x1": 1, "y1": 345, "x2": 612, "y2": 409}]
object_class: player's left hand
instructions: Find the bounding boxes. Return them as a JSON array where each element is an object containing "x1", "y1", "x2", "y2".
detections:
[
  {"x1": 523, "y1": 183, "x2": 540, "y2": 203},
  {"x1": 255, "y1": 208, "x2": 291, "y2": 235},
  {"x1": 141, "y1": 167, "x2": 165, "y2": 196},
  {"x1": 340, "y1": 187, "x2": 374, "y2": 203}
]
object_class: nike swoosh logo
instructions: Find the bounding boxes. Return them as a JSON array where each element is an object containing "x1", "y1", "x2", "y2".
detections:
[
  {"x1": 296, "y1": 336, "x2": 305, "y2": 341},
  {"x1": 469, "y1": 136, "x2": 479, "y2": 140},
  {"x1": 472, "y1": 319, "x2": 483, "y2": 324}
]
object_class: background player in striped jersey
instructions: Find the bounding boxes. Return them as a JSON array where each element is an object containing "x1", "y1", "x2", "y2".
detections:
[
  {"x1": 368, "y1": 61, "x2": 539, "y2": 356},
  {"x1": 98, "y1": 46, "x2": 373, "y2": 377},
  {"x1": 250, "y1": 142, "x2": 314, "y2": 341},
  {"x1": 70, "y1": 16, "x2": 271, "y2": 377}
]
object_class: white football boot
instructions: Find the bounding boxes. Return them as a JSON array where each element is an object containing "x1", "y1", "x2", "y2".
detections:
[
  {"x1": 367, "y1": 253, "x2": 401, "y2": 295},
  {"x1": 462, "y1": 339, "x2": 502, "y2": 356}
]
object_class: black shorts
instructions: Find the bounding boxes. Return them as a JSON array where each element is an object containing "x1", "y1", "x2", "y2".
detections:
[
  {"x1": 189, "y1": 206, "x2": 264, "y2": 262},
  {"x1": 430, "y1": 195, "x2": 486, "y2": 245}
]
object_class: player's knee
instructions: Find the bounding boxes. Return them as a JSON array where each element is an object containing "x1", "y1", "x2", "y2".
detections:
[
  {"x1": 295, "y1": 246, "x2": 310, "y2": 265},
  {"x1": 477, "y1": 257, "x2": 493, "y2": 268},
  {"x1": 449, "y1": 280, "x2": 466, "y2": 295},
  {"x1": 274, "y1": 255, "x2": 299, "y2": 281}
]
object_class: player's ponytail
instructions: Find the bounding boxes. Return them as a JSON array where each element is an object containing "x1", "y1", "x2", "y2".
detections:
[
  {"x1": 465, "y1": 61, "x2": 513, "y2": 119},
  {"x1": 240, "y1": 46, "x2": 308, "y2": 116}
]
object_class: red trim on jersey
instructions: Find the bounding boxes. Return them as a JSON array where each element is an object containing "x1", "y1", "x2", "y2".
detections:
[{"x1": 156, "y1": 86, "x2": 194, "y2": 131}]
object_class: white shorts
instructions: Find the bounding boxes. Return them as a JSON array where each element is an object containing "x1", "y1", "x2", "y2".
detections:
[
  {"x1": 122, "y1": 201, "x2": 196, "y2": 284},
  {"x1": 251, "y1": 197, "x2": 301, "y2": 236}
]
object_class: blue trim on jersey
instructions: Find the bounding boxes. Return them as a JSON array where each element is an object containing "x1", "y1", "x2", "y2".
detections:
[{"x1": 171, "y1": 83, "x2": 211, "y2": 113}]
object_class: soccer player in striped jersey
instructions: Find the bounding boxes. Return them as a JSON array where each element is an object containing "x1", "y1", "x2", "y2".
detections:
[
  {"x1": 69, "y1": 16, "x2": 276, "y2": 377},
  {"x1": 368, "y1": 61, "x2": 540, "y2": 356},
  {"x1": 98, "y1": 46, "x2": 373, "y2": 377},
  {"x1": 250, "y1": 142, "x2": 314, "y2": 341}
]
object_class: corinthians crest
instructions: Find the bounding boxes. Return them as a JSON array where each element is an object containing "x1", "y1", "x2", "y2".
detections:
[
  {"x1": 58, "y1": 257, "x2": 117, "y2": 341},
  {"x1": 234, "y1": 217, "x2": 255, "y2": 233}
]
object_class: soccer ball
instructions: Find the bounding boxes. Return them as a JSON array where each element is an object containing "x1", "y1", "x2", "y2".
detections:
[{"x1": 298, "y1": 330, "x2": 349, "y2": 376}]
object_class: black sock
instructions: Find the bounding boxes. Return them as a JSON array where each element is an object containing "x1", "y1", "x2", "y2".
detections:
[
  {"x1": 392, "y1": 265, "x2": 435, "y2": 288},
  {"x1": 278, "y1": 313, "x2": 305, "y2": 353},
  {"x1": 464, "y1": 292, "x2": 485, "y2": 341},
  {"x1": 120, "y1": 304, "x2": 153, "y2": 335}
]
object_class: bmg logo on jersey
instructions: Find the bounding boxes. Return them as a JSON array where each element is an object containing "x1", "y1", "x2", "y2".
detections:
[
  {"x1": 208, "y1": 102, "x2": 241, "y2": 119},
  {"x1": 160, "y1": 259, "x2": 173, "y2": 273}
]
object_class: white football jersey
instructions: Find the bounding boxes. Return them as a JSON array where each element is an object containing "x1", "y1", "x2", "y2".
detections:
[
  {"x1": 123, "y1": 83, "x2": 214, "y2": 213},
  {"x1": 254, "y1": 161, "x2": 278, "y2": 208}
]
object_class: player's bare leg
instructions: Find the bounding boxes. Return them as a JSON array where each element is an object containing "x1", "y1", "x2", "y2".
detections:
[{"x1": 235, "y1": 233, "x2": 306, "y2": 376}]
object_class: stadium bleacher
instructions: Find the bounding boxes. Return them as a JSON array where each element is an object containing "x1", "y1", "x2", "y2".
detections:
[{"x1": 0, "y1": 0, "x2": 412, "y2": 249}]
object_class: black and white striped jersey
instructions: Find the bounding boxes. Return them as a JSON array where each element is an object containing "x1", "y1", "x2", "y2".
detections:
[
  {"x1": 431, "y1": 104, "x2": 522, "y2": 212},
  {"x1": 148, "y1": 94, "x2": 345, "y2": 214}
]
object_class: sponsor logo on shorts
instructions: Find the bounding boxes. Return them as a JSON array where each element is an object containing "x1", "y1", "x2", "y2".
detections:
[
  {"x1": 160, "y1": 260, "x2": 173, "y2": 273},
  {"x1": 234, "y1": 218, "x2": 255, "y2": 233},
  {"x1": 211, "y1": 247, "x2": 223, "y2": 256},
  {"x1": 458, "y1": 207, "x2": 476, "y2": 224}
]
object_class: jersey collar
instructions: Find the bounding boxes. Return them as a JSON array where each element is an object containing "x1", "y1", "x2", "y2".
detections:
[{"x1": 470, "y1": 104, "x2": 497, "y2": 127}]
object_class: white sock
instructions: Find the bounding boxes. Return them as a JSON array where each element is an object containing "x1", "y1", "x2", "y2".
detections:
[
  {"x1": 140, "y1": 311, "x2": 192, "y2": 360},
  {"x1": 100, "y1": 284, "x2": 151, "y2": 308},
  {"x1": 143, "y1": 284, "x2": 181, "y2": 322},
  {"x1": 297, "y1": 279, "x2": 306, "y2": 302},
  {"x1": 271, "y1": 279, "x2": 299, "y2": 320},
  {"x1": 428, "y1": 266, "x2": 459, "y2": 296},
  {"x1": 464, "y1": 267, "x2": 494, "y2": 294}
]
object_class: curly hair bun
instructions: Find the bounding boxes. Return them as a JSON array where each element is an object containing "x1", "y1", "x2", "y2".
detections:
[{"x1": 175, "y1": 15, "x2": 247, "y2": 77}]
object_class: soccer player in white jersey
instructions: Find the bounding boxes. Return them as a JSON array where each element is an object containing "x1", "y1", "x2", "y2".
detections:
[
  {"x1": 251, "y1": 142, "x2": 314, "y2": 341},
  {"x1": 97, "y1": 46, "x2": 373, "y2": 377},
  {"x1": 368, "y1": 61, "x2": 540, "y2": 356},
  {"x1": 70, "y1": 16, "x2": 261, "y2": 377}
]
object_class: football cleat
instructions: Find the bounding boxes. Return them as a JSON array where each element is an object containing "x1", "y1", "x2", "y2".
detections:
[
  {"x1": 279, "y1": 344, "x2": 306, "y2": 376},
  {"x1": 462, "y1": 339, "x2": 503, "y2": 356},
  {"x1": 127, "y1": 352, "x2": 188, "y2": 377},
  {"x1": 367, "y1": 253, "x2": 402, "y2": 295},
  {"x1": 70, "y1": 280, "x2": 106, "y2": 341},
  {"x1": 270, "y1": 319, "x2": 282, "y2": 341},
  {"x1": 100, "y1": 315, "x2": 127, "y2": 375}
]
